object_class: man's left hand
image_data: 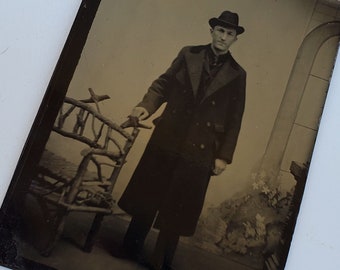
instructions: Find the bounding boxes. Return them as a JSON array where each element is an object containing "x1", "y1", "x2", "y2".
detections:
[{"x1": 212, "y1": 159, "x2": 227, "y2": 175}]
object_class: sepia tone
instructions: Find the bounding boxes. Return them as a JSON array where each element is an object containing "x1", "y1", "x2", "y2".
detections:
[{"x1": 1, "y1": 0, "x2": 340, "y2": 270}]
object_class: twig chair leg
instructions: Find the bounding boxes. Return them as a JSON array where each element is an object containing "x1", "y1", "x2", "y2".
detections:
[{"x1": 83, "y1": 213, "x2": 104, "y2": 252}]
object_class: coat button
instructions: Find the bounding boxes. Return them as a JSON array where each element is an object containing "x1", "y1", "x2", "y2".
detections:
[
  {"x1": 172, "y1": 109, "x2": 176, "y2": 114},
  {"x1": 200, "y1": 144, "x2": 205, "y2": 149},
  {"x1": 206, "y1": 122, "x2": 211, "y2": 127},
  {"x1": 196, "y1": 122, "x2": 199, "y2": 126},
  {"x1": 211, "y1": 100, "x2": 216, "y2": 106}
]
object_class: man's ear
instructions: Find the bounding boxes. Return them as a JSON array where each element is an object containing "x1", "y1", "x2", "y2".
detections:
[
  {"x1": 210, "y1": 28, "x2": 214, "y2": 34},
  {"x1": 232, "y1": 34, "x2": 238, "y2": 43}
]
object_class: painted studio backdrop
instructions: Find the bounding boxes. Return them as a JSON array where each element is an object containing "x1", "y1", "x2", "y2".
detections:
[{"x1": 6, "y1": 1, "x2": 340, "y2": 270}]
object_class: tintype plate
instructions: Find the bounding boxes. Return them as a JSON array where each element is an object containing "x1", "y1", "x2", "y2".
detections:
[{"x1": 1, "y1": 1, "x2": 340, "y2": 270}]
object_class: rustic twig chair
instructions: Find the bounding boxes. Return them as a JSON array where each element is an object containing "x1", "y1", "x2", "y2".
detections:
[{"x1": 28, "y1": 88, "x2": 149, "y2": 256}]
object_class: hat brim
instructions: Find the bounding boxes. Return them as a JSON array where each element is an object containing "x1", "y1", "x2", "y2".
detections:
[{"x1": 209, "y1": 18, "x2": 245, "y2": 35}]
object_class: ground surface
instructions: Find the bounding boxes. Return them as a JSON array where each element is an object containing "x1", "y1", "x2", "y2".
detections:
[{"x1": 16, "y1": 212, "x2": 258, "y2": 270}]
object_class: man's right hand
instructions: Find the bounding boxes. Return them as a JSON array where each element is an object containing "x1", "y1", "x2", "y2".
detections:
[{"x1": 130, "y1": 107, "x2": 149, "y2": 120}]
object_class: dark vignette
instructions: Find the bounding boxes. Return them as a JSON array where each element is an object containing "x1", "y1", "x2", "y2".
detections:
[{"x1": 0, "y1": 1, "x2": 101, "y2": 269}]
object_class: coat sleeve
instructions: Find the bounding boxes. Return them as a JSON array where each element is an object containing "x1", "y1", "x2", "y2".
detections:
[
  {"x1": 136, "y1": 47, "x2": 187, "y2": 115},
  {"x1": 216, "y1": 71, "x2": 246, "y2": 164},
  {"x1": 137, "y1": 47, "x2": 187, "y2": 115}
]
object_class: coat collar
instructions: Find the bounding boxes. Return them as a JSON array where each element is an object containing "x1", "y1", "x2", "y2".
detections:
[
  {"x1": 184, "y1": 45, "x2": 240, "y2": 102},
  {"x1": 184, "y1": 46, "x2": 205, "y2": 98}
]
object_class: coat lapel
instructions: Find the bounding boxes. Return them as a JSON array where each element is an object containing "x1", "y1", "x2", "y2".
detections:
[
  {"x1": 184, "y1": 46, "x2": 240, "y2": 101},
  {"x1": 184, "y1": 48, "x2": 205, "y2": 98},
  {"x1": 201, "y1": 59, "x2": 239, "y2": 103}
]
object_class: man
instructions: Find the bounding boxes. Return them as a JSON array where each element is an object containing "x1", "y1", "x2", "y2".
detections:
[{"x1": 117, "y1": 10, "x2": 246, "y2": 270}]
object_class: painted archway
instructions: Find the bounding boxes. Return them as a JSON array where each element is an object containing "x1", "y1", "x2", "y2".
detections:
[{"x1": 257, "y1": 21, "x2": 340, "y2": 186}]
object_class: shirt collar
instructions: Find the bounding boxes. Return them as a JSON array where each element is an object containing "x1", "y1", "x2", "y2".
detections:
[{"x1": 207, "y1": 45, "x2": 231, "y2": 66}]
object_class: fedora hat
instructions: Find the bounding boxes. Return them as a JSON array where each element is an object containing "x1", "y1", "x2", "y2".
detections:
[{"x1": 209, "y1": 10, "x2": 245, "y2": 35}]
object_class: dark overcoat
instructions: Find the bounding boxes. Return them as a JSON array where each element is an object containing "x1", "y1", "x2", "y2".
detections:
[{"x1": 118, "y1": 45, "x2": 246, "y2": 236}]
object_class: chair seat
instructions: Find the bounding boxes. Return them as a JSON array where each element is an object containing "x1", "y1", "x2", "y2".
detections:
[
  {"x1": 34, "y1": 150, "x2": 119, "y2": 211},
  {"x1": 38, "y1": 150, "x2": 103, "y2": 183}
]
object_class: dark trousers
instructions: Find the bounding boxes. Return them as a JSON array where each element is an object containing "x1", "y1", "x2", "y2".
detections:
[{"x1": 123, "y1": 212, "x2": 179, "y2": 268}]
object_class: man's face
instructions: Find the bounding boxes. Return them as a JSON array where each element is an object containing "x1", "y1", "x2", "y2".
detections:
[{"x1": 210, "y1": 25, "x2": 237, "y2": 54}]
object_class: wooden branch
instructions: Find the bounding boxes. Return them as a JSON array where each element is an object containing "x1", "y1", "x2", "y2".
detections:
[
  {"x1": 65, "y1": 204, "x2": 112, "y2": 214},
  {"x1": 81, "y1": 181, "x2": 112, "y2": 186},
  {"x1": 57, "y1": 105, "x2": 76, "y2": 129},
  {"x1": 52, "y1": 127, "x2": 100, "y2": 148},
  {"x1": 89, "y1": 88, "x2": 101, "y2": 113},
  {"x1": 80, "y1": 148, "x2": 122, "y2": 160},
  {"x1": 79, "y1": 111, "x2": 90, "y2": 136},
  {"x1": 90, "y1": 156, "x2": 104, "y2": 182},
  {"x1": 57, "y1": 104, "x2": 65, "y2": 129},
  {"x1": 80, "y1": 88, "x2": 110, "y2": 104},
  {"x1": 91, "y1": 115, "x2": 105, "y2": 143},
  {"x1": 107, "y1": 128, "x2": 140, "y2": 193},
  {"x1": 73, "y1": 108, "x2": 85, "y2": 133},
  {"x1": 80, "y1": 96, "x2": 110, "y2": 104},
  {"x1": 80, "y1": 88, "x2": 111, "y2": 113},
  {"x1": 93, "y1": 162, "x2": 120, "y2": 168},
  {"x1": 108, "y1": 134, "x2": 125, "y2": 155},
  {"x1": 66, "y1": 155, "x2": 92, "y2": 204},
  {"x1": 64, "y1": 97, "x2": 133, "y2": 140},
  {"x1": 30, "y1": 192, "x2": 112, "y2": 213},
  {"x1": 104, "y1": 128, "x2": 111, "y2": 149}
]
